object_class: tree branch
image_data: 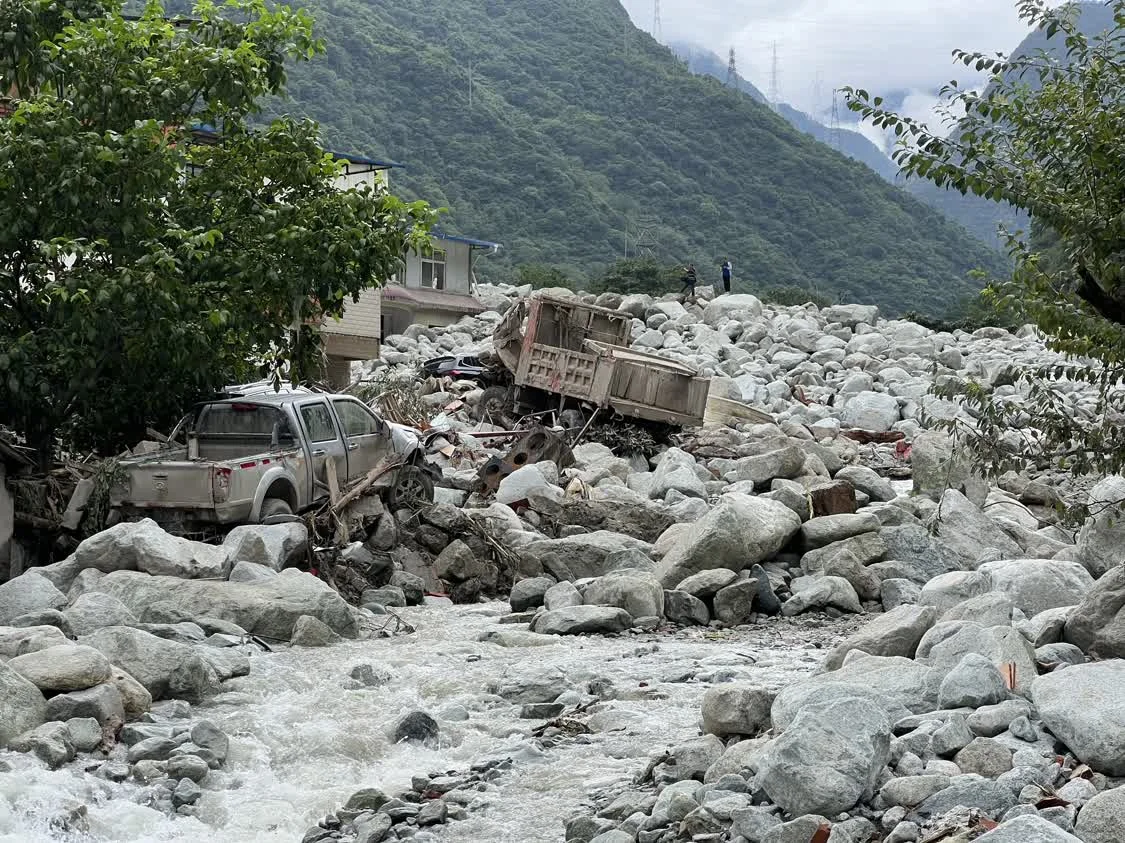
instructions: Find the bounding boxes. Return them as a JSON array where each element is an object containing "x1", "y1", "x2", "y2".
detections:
[{"x1": 1075, "y1": 264, "x2": 1125, "y2": 327}]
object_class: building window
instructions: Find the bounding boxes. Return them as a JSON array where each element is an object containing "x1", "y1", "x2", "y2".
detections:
[{"x1": 422, "y1": 247, "x2": 446, "y2": 290}]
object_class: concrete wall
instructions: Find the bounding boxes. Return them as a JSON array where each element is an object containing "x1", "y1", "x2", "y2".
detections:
[
  {"x1": 0, "y1": 462, "x2": 12, "y2": 577},
  {"x1": 401, "y1": 241, "x2": 472, "y2": 294},
  {"x1": 324, "y1": 287, "x2": 382, "y2": 341}
]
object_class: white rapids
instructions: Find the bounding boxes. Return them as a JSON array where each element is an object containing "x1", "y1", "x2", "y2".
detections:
[{"x1": 0, "y1": 604, "x2": 849, "y2": 843}]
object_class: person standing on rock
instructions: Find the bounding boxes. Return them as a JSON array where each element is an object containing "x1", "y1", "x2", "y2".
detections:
[
  {"x1": 720, "y1": 259, "x2": 733, "y2": 294},
  {"x1": 678, "y1": 263, "x2": 698, "y2": 303}
]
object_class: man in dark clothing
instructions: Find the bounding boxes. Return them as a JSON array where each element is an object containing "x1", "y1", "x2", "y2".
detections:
[
  {"x1": 679, "y1": 263, "x2": 698, "y2": 303},
  {"x1": 720, "y1": 260, "x2": 733, "y2": 293}
]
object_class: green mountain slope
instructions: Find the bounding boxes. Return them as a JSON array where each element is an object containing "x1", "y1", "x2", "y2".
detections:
[{"x1": 278, "y1": 0, "x2": 1007, "y2": 316}]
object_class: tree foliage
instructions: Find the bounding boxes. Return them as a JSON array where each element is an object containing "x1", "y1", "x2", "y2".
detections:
[
  {"x1": 846, "y1": 0, "x2": 1125, "y2": 484},
  {"x1": 271, "y1": 0, "x2": 1006, "y2": 318},
  {"x1": 517, "y1": 263, "x2": 574, "y2": 290},
  {"x1": 586, "y1": 258, "x2": 684, "y2": 297},
  {"x1": 0, "y1": 0, "x2": 434, "y2": 461}
]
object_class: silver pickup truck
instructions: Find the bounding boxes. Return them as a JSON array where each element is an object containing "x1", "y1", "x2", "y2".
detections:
[{"x1": 108, "y1": 388, "x2": 435, "y2": 532}]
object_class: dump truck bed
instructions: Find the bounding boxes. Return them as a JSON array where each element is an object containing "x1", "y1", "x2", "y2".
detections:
[{"x1": 495, "y1": 296, "x2": 709, "y2": 427}]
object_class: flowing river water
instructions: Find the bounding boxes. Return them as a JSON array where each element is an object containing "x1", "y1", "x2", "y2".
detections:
[{"x1": 0, "y1": 604, "x2": 853, "y2": 843}]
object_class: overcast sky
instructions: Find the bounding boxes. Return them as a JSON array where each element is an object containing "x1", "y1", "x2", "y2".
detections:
[{"x1": 622, "y1": 0, "x2": 1056, "y2": 129}]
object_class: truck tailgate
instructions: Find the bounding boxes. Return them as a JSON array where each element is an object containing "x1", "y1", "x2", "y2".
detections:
[{"x1": 120, "y1": 460, "x2": 215, "y2": 509}]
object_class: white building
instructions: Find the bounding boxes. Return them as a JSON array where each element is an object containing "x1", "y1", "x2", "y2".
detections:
[{"x1": 187, "y1": 128, "x2": 501, "y2": 388}]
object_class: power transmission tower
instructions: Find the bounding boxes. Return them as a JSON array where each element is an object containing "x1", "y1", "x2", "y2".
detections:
[
  {"x1": 767, "y1": 42, "x2": 780, "y2": 110},
  {"x1": 727, "y1": 47, "x2": 738, "y2": 87},
  {"x1": 632, "y1": 217, "x2": 661, "y2": 260},
  {"x1": 652, "y1": 0, "x2": 662, "y2": 42},
  {"x1": 830, "y1": 89, "x2": 842, "y2": 150}
]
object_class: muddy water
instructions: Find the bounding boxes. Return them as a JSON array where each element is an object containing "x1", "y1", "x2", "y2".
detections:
[{"x1": 0, "y1": 605, "x2": 852, "y2": 843}]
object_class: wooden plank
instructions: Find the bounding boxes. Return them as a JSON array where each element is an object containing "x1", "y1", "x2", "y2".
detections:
[{"x1": 325, "y1": 456, "x2": 341, "y2": 505}]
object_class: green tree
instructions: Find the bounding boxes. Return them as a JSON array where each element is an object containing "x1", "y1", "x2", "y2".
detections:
[
  {"x1": 0, "y1": 0, "x2": 434, "y2": 463},
  {"x1": 845, "y1": 0, "x2": 1125, "y2": 485},
  {"x1": 517, "y1": 263, "x2": 574, "y2": 290},
  {"x1": 588, "y1": 258, "x2": 684, "y2": 296}
]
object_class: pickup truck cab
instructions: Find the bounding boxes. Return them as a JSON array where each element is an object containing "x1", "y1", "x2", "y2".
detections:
[{"x1": 109, "y1": 390, "x2": 434, "y2": 532}]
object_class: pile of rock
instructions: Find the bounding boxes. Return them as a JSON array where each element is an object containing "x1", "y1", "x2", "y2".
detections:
[
  {"x1": 556, "y1": 506, "x2": 1125, "y2": 842},
  {"x1": 0, "y1": 518, "x2": 377, "y2": 811},
  {"x1": 303, "y1": 756, "x2": 513, "y2": 843},
  {"x1": 367, "y1": 285, "x2": 1099, "y2": 477}
]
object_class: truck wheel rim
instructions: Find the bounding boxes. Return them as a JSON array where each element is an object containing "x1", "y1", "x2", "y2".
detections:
[{"x1": 396, "y1": 472, "x2": 429, "y2": 507}]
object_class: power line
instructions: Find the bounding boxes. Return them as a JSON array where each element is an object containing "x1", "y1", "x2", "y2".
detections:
[
  {"x1": 652, "y1": 0, "x2": 662, "y2": 42},
  {"x1": 727, "y1": 47, "x2": 738, "y2": 87}
]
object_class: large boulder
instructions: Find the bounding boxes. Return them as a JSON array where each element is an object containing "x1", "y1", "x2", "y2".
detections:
[
  {"x1": 919, "y1": 621, "x2": 1037, "y2": 694},
  {"x1": 979, "y1": 558, "x2": 1094, "y2": 617},
  {"x1": 663, "y1": 590, "x2": 710, "y2": 626},
  {"x1": 1032, "y1": 661, "x2": 1125, "y2": 776},
  {"x1": 971, "y1": 815, "x2": 1082, "y2": 842},
  {"x1": 757, "y1": 696, "x2": 892, "y2": 817},
  {"x1": 703, "y1": 294, "x2": 763, "y2": 325},
  {"x1": 519, "y1": 532, "x2": 655, "y2": 581},
  {"x1": 90, "y1": 568, "x2": 357, "y2": 641},
  {"x1": 781, "y1": 576, "x2": 862, "y2": 616},
  {"x1": 834, "y1": 465, "x2": 896, "y2": 503},
  {"x1": 725, "y1": 446, "x2": 807, "y2": 488},
  {"x1": 701, "y1": 685, "x2": 775, "y2": 738},
  {"x1": 840, "y1": 391, "x2": 900, "y2": 432},
  {"x1": 674, "y1": 569, "x2": 738, "y2": 599},
  {"x1": 7, "y1": 644, "x2": 112, "y2": 692},
  {"x1": 1075, "y1": 785, "x2": 1125, "y2": 843},
  {"x1": 433, "y1": 540, "x2": 489, "y2": 584},
  {"x1": 920, "y1": 572, "x2": 992, "y2": 617},
  {"x1": 80, "y1": 626, "x2": 220, "y2": 702},
  {"x1": 649, "y1": 448, "x2": 706, "y2": 500},
  {"x1": 0, "y1": 661, "x2": 48, "y2": 746},
  {"x1": 530, "y1": 606, "x2": 633, "y2": 636},
  {"x1": 53, "y1": 520, "x2": 228, "y2": 587},
  {"x1": 554, "y1": 500, "x2": 676, "y2": 544},
  {"x1": 497, "y1": 465, "x2": 563, "y2": 507},
  {"x1": 509, "y1": 577, "x2": 555, "y2": 612},
  {"x1": 0, "y1": 624, "x2": 68, "y2": 657},
  {"x1": 222, "y1": 523, "x2": 308, "y2": 573},
  {"x1": 583, "y1": 571, "x2": 664, "y2": 620},
  {"x1": 1076, "y1": 476, "x2": 1125, "y2": 578},
  {"x1": 772, "y1": 655, "x2": 938, "y2": 730},
  {"x1": 822, "y1": 604, "x2": 938, "y2": 670},
  {"x1": 911, "y1": 430, "x2": 987, "y2": 506},
  {"x1": 930, "y1": 490, "x2": 1021, "y2": 565},
  {"x1": 63, "y1": 591, "x2": 139, "y2": 635},
  {"x1": 656, "y1": 494, "x2": 801, "y2": 588},
  {"x1": 824, "y1": 303, "x2": 878, "y2": 328},
  {"x1": 799, "y1": 513, "x2": 880, "y2": 550},
  {"x1": 879, "y1": 525, "x2": 964, "y2": 582},
  {"x1": 1064, "y1": 563, "x2": 1125, "y2": 658},
  {"x1": 0, "y1": 572, "x2": 67, "y2": 625}
]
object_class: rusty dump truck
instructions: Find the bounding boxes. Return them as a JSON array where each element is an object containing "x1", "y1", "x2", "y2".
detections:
[{"x1": 478, "y1": 295, "x2": 710, "y2": 430}]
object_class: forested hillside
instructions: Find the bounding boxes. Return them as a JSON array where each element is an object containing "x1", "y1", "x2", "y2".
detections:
[{"x1": 276, "y1": 0, "x2": 1007, "y2": 316}]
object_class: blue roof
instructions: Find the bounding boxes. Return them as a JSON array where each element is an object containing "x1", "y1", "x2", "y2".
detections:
[
  {"x1": 434, "y1": 230, "x2": 502, "y2": 250},
  {"x1": 189, "y1": 125, "x2": 404, "y2": 170}
]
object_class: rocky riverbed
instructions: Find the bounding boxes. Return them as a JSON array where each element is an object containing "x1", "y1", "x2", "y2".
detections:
[
  {"x1": 0, "y1": 603, "x2": 854, "y2": 842},
  {"x1": 2, "y1": 288, "x2": 1124, "y2": 842}
]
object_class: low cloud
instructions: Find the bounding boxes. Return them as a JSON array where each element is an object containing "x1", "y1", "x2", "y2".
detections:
[{"x1": 624, "y1": 0, "x2": 1065, "y2": 117}]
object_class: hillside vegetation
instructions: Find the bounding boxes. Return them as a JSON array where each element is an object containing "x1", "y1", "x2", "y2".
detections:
[{"x1": 276, "y1": 0, "x2": 1007, "y2": 316}]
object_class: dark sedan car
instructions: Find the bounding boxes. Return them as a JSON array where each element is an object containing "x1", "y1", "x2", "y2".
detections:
[{"x1": 420, "y1": 354, "x2": 499, "y2": 385}]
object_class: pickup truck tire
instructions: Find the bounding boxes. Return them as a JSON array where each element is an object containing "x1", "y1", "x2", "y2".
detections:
[
  {"x1": 259, "y1": 497, "x2": 294, "y2": 522},
  {"x1": 475, "y1": 386, "x2": 511, "y2": 423},
  {"x1": 388, "y1": 465, "x2": 435, "y2": 511}
]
